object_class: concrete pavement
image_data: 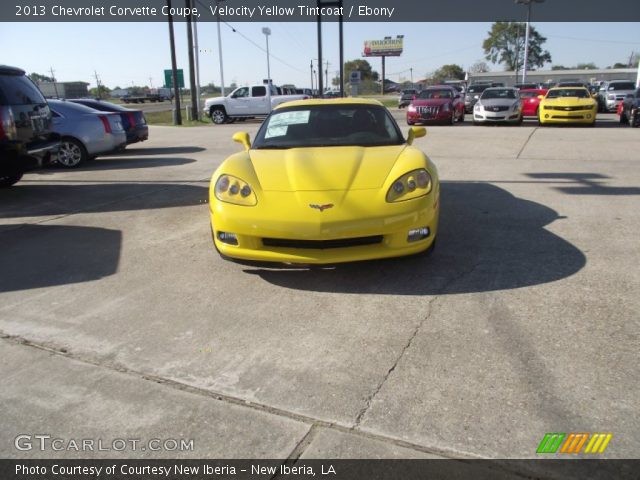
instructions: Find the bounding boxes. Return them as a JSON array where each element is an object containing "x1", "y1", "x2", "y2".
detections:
[{"x1": 1, "y1": 116, "x2": 638, "y2": 472}]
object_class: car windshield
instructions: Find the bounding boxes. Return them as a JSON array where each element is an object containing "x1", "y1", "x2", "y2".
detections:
[
  {"x1": 252, "y1": 104, "x2": 405, "y2": 149},
  {"x1": 0, "y1": 74, "x2": 47, "y2": 106},
  {"x1": 546, "y1": 88, "x2": 590, "y2": 99},
  {"x1": 609, "y1": 82, "x2": 635, "y2": 91},
  {"x1": 402, "y1": 90, "x2": 417, "y2": 96},
  {"x1": 467, "y1": 85, "x2": 489, "y2": 94},
  {"x1": 481, "y1": 89, "x2": 517, "y2": 99},
  {"x1": 418, "y1": 89, "x2": 453, "y2": 99}
]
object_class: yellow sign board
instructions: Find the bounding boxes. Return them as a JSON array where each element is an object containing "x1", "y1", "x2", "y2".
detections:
[{"x1": 363, "y1": 38, "x2": 403, "y2": 57}]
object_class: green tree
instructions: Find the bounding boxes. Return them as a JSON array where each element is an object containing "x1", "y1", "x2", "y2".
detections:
[
  {"x1": 469, "y1": 61, "x2": 490, "y2": 74},
  {"x1": 343, "y1": 59, "x2": 379, "y2": 82},
  {"x1": 551, "y1": 65, "x2": 569, "y2": 70},
  {"x1": 575, "y1": 62, "x2": 597, "y2": 70},
  {"x1": 432, "y1": 64, "x2": 465, "y2": 83},
  {"x1": 29, "y1": 72, "x2": 54, "y2": 83},
  {"x1": 483, "y1": 22, "x2": 551, "y2": 71},
  {"x1": 89, "y1": 85, "x2": 111, "y2": 98}
]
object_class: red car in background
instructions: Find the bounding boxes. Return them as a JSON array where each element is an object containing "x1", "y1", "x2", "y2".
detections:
[
  {"x1": 519, "y1": 88, "x2": 548, "y2": 117},
  {"x1": 407, "y1": 85, "x2": 464, "y2": 125}
]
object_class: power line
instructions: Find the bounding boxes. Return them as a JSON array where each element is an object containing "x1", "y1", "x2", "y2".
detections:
[{"x1": 547, "y1": 34, "x2": 640, "y2": 45}]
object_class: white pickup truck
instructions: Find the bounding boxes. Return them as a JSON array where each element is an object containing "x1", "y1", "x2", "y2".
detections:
[{"x1": 204, "y1": 85, "x2": 309, "y2": 124}]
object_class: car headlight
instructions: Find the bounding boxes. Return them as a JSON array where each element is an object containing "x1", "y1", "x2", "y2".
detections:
[
  {"x1": 442, "y1": 103, "x2": 450, "y2": 112},
  {"x1": 386, "y1": 169, "x2": 432, "y2": 203},
  {"x1": 608, "y1": 94, "x2": 616, "y2": 100},
  {"x1": 474, "y1": 103, "x2": 481, "y2": 111},
  {"x1": 408, "y1": 104, "x2": 416, "y2": 112},
  {"x1": 215, "y1": 174, "x2": 257, "y2": 206},
  {"x1": 512, "y1": 102, "x2": 520, "y2": 111}
]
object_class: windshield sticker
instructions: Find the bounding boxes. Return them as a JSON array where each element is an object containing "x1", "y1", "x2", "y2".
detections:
[
  {"x1": 265, "y1": 125, "x2": 288, "y2": 138},
  {"x1": 264, "y1": 111, "x2": 310, "y2": 138}
]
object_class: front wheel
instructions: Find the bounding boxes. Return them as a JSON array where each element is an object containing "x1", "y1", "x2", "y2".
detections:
[
  {"x1": 620, "y1": 110, "x2": 628, "y2": 124},
  {"x1": 0, "y1": 170, "x2": 23, "y2": 188},
  {"x1": 210, "y1": 108, "x2": 227, "y2": 125},
  {"x1": 57, "y1": 138, "x2": 87, "y2": 168}
]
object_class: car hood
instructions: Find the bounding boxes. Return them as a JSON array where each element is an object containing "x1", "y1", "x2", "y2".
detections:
[
  {"x1": 412, "y1": 98, "x2": 451, "y2": 107},
  {"x1": 478, "y1": 98, "x2": 518, "y2": 108},
  {"x1": 542, "y1": 97, "x2": 595, "y2": 106},
  {"x1": 249, "y1": 145, "x2": 405, "y2": 192}
]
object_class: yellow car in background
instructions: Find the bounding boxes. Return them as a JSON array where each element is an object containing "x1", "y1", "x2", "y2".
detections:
[
  {"x1": 538, "y1": 87, "x2": 597, "y2": 126},
  {"x1": 209, "y1": 98, "x2": 440, "y2": 265}
]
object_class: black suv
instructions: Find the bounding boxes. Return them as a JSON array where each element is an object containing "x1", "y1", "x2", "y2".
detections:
[{"x1": 0, "y1": 65, "x2": 60, "y2": 187}]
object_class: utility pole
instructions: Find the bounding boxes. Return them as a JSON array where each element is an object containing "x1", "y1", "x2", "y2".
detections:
[
  {"x1": 50, "y1": 67, "x2": 59, "y2": 98},
  {"x1": 94, "y1": 70, "x2": 101, "y2": 99},
  {"x1": 193, "y1": 18, "x2": 201, "y2": 118},
  {"x1": 325, "y1": 60, "x2": 330, "y2": 90},
  {"x1": 167, "y1": 0, "x2": 182, "y2": 125},
  {"x1": 185, "y1": 0, "x2": 198, "y2": 120},
  {"x1": 310, "y1": 60, "x2": 314, "y2": 91},
  {"x1": 410, "y1": 67, "x2": 413, "y2": 84},
  {"x1": 216, "y1": 0, "x2": 225, "y2": 95},
  {"x1": 149, "y1": 77, "x2": 153, "y2": 88},
  {"x1": 317, "y1": 8, "x2": 323, "y2": 95}
]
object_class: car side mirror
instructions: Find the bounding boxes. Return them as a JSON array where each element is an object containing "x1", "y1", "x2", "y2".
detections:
[
  {"x1": 407, "y1": 126, "x2": 426, "y2": 145},
  {"x1": 232, "y1": 131, "x2": 251, "y2": 151},
  {"x1": 455, "y1": 94, "x2": 461, "y2": 99},
  {"x1": 537, "y1": 95, "x2": 544, "y2": 100}
]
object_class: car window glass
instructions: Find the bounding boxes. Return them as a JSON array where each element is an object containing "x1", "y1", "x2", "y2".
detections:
[
  {"x1": 482, "y1": 89, "x2": 516, "y2": 99},
  {"x1": 253, "y1": 105, "x2": 404, "y2": 149},
  {"x1": 547, "y1": 89, "x2": 589, "y2": 99},
  {"x1": 232, "y1": 87, "x2": 249, "y2": 98},
  {"x1": 0, "y1": 74, "x2": 47, "y2": 105},
  {"x1": 252, "y1": 86, "x2": 266, "y2": 97},
  {"x1": 418, "y1": 89, "x2": 453, "y2": 99},
  {"x1": 609, "y1": 82, "x2": 635, "y2": 91}
]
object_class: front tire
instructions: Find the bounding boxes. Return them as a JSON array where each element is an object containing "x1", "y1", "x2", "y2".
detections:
[
  {"x1": 0, "y1": 170, "x2": 23, "y2": 188},
  {"x1": 210, "y1": 107, "x2": 227, "y2": 125},
  {"x1": 57, "y1": 138, "x2": 88, "y2": 168}
]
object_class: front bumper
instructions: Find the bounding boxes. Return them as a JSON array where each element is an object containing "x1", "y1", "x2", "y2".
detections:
[
  {"x1": 210, "y1": 189, "x2": 440, "y2": 264},
  {"x1": 407, "y1": 110, "x2": 453, "y2": 124},
  {"x1": 539, "y1": 109, "x2": 596, "y2": 124},
  {"x1": 473, "y1": 109, "x2": 521, "y2": 123}
]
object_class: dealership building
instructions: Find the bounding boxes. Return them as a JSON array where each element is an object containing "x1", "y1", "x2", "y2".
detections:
[{"x1": 468, "y1": 68, "x2": 637, "y2": 86}]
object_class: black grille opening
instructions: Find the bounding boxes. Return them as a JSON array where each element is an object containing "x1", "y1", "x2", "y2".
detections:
[{"x1": 262, "y1": 236, "x2": 383, "y2": 250}]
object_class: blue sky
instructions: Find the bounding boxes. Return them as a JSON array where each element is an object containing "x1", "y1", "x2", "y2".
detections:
[{"x1": 1, "y1": 22, "x2": 639, "y2": 89}]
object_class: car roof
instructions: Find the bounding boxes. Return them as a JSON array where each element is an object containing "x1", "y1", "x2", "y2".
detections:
[
  {"x1": 274, "y1": 98, "x2": 384, "y2": 109},
  {"x1": 425, "y1": 85, "x2": 455, "y2": 89},
  {"x1": 547, "y1": 86, "x2": 589, "y2": 91},
  {"x1": 0, "y1": 65, "x2": 25, "y2": 76}
]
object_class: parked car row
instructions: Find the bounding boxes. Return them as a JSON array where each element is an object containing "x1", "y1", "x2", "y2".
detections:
[
  {"x1": 0, "y1": 65, "x2": 149, "y2": 187},
  {"x1": 403, "y1": 85, "x2": 620, "y2": 127}
]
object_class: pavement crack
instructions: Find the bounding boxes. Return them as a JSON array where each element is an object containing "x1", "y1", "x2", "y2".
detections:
[
  {"x1": 0, "y1": 331, "x2": 486, "y2": 461},
  {"x1": 271, "y1": 425, "x2": 320, "y2": 479},
  {"x1": 353, "y1": 260, "x2": 483, "y2": 427},
  {"x1": 517, "y1": 127, "x2": 539, "y2": 159},
  {"x1": 353, "y1": 297, "x2": 437, "y2": 427}
]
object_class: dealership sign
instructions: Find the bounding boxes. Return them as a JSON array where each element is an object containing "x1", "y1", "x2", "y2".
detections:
[{"x1": 363, "y1": 37, "x2": 403, "y2": 57}]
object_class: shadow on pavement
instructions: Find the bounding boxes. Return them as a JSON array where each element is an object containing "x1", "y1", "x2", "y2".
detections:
[
  {"x1": 0, "y1": 224, "x2": 121, "y2": 293},
  {"x1": 75, "y1": 157, "x2": 197, "y2": 171},
  {"x1": 244, "y1": 182, "x2": 587, "y2": 295},
  {"x1": 0, "y1": 183, "x2": 208, "y2": 218},
  {"x1": 527, "y1": 172, "x2": 640, "y2": 195},
  {"x1": 110, "y1": 146, "x2": 206, "y2": 156}
]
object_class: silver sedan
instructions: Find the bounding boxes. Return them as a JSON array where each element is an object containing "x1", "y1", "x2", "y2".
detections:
[
  {"x1": 473, "y1": 87, "x2": 523, "y2": 125},
  {"x1": 48, "y1": 99, "x2": 127, "y2": 168}
]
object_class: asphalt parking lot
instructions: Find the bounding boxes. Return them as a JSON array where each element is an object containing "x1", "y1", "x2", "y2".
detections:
[{"x1": 1, "y1": 113, "x2": 638, "y2": 470}]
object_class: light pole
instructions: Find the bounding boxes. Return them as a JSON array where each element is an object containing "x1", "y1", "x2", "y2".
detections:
[
  {"x1": 216, "y1": 0, "x2": 226, "y2": 95},
  {"x1": 515, "y1": 0, "x2": 544, "y2": 84},
  {"x1": 262, "y1": 27, "x2": 272, "y2": 111}
]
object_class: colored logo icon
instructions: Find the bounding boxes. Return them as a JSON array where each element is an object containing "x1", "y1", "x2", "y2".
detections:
[{"x1": 536, "y1": 433, "x2": 613, "y2": 454}]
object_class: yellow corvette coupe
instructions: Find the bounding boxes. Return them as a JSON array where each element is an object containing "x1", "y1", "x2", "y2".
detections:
[
  {"x1": 538, "y1": 87, "x2": 597, "y2": 126},
  {"x1": 209, "y1": 98, "x2": 440, "y2": 264}
]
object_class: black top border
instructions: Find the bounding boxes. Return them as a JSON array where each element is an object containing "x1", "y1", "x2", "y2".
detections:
[{"x1": 4, "y1": 0, "x2": 640, "y2": 22}]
